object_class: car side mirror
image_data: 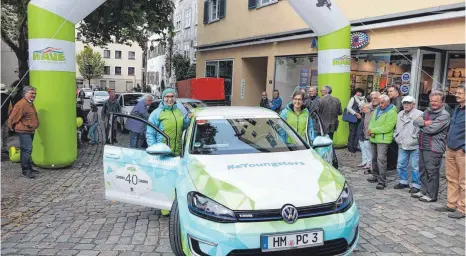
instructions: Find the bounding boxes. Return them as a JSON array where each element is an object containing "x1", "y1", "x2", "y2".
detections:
[
  {"x1": 312, "y1": 136, "x2": 333, "y2": 148},
  {"x1": 146, "y1": 143, "x2": 172, "y2": 155}
]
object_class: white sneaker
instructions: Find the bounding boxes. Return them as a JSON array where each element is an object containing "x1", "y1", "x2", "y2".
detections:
[
  {"x1": 357, "y1": 163, "x2": 367, "y2": 167},
  {"x1": 411, "y1": 191, "x2": 424, "y2": 199}
]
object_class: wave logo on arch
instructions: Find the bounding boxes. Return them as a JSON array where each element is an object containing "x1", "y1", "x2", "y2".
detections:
[
  {"x1": 32, "y1": 47, "x2": 66, "y2": 62},
  {"x1": 332, "y1": 55, "x2": 351, "y2": 66}
]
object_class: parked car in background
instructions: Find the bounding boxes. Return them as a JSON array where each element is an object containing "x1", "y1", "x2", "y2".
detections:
[
  {"x1": 90, "y1": 91, "x2": 109, "y2": 106},
  {"x1": 81, "y1": 88, "x2": 93, "y2": 98},
  {"x1": 148, "y1": 98, "x2": 207, "y2": 115}
]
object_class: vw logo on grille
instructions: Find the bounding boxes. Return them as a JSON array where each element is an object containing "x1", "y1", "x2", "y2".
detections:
[{"x1": 281, "y1": 205, "x2": 298, "y2": 224}]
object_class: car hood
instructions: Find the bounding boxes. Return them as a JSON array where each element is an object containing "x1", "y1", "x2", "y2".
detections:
[{"x1": 186, "y1": 150, "x2": 345, "y2": 211}]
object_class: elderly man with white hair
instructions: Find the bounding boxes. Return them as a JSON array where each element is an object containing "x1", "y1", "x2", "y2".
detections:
[
  {"x1": 393, "y1": 95, "x2": 423, "y2": 193},
  {"x1": 125, "y1": 94, "x2": 153, "y2": 148},
  {"x1": 367, "y1": 94, "x2": 398, "y2": 189}
]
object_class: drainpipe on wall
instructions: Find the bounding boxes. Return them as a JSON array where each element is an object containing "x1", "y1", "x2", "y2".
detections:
[{"x1": 289, "y1": 0, "x2": 351, "y2": 147}]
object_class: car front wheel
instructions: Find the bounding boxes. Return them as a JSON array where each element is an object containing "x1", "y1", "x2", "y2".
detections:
[{"x1": 169, "y1": 200, "x2": 185, "y2": 256}]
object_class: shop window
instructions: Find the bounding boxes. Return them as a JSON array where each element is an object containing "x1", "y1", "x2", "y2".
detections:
[
  {"x1": 445, "y1": 53, "x2": 465, "y2": 110},
  {"x1": 351, "y1": 51, "x2": 413, "y2": 97},
  {"x1": 109, "y1": 81, "x2": 116, "y2": 90},
  {"x1": 126, "y1": 81, "x2": 133, "y2": 91},
  {"x1": 100, "y1": 80, "x2": 107, "y2": 88},
  {"x1": 274, "y1": 56, "x2": 318, "y2": 104}
]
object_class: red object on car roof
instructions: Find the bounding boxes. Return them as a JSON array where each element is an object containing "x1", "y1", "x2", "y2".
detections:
[{"x1": 176, "y1": 78, "x2": 225, "y2": 101}]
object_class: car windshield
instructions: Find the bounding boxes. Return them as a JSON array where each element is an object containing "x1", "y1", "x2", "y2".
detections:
[
  {"x1": 94, "y1": 91, "x2": 109, "y2": 96},
  {"x1": 124, "y1": 94, "x2": 144, "y2": 106},
  {"x1": 190, "y1": 118, "x2": 309, "y2": 155},
  {"x1": 183, "y1": 102, "x2": 207, "y2": 111},
  {"x1": 82, "y1": 88, "x2": 92, "y2": 92}
]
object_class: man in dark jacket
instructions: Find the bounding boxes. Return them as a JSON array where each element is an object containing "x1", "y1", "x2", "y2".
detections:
[
  {"x1": 259, "y1": 91, "x2": 270, "y2": 108},
  {"x1": 304, "y1": 86, "x2": 320, "y2": 112},
  {"x1": 435, "y1": 85, "x2": 465, "y2": 219},
  {"x1": 315, "y1": 85, "x2": 342, "y2": 139},
  {"x1": 387, "y1": 85, "x2": 402, "y2": 170},
  {"x1": 413, "y1": 90, "x2": 451, "y2": 203}
]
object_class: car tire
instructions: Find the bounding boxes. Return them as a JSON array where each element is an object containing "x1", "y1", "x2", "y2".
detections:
[{"x1": 169, "y1": 200, "x2": 185, "y2": 256}]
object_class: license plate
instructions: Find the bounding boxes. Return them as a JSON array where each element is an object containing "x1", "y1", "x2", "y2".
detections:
[{"x1": 261, "y1": 230, "x2": 323, "y2": 252}]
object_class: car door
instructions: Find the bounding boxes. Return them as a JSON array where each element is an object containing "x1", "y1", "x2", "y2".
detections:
[
  {"x1": 103, "y1": 113, "x2": 179, "y2": 210},
  {"x1": 311, "y1": 110, "x2": 334, "y2": 164}
]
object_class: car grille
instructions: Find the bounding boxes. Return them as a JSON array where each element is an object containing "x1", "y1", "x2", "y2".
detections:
[
  {"x1": 227, "y1": 228, "x2": 358, "y2": 256},
  {"x1": 234, "y1": 202, "x2": 336, "y2": 222}
]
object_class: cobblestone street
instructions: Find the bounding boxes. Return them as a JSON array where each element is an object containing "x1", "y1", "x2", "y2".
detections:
[{"x1": 1, "y1": 134, "x2": 465, "y2": 256}]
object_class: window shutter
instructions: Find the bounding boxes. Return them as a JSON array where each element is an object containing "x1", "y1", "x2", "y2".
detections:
[
  {"x1": 219, "y1": 0, "x2": 226, "y2": 19},
  {"x1": 248, "y1": 0, "x2": 256, "y2": 9},
  {"x1": 203, "y1": 1, "x2": 209, "y2": 24}
]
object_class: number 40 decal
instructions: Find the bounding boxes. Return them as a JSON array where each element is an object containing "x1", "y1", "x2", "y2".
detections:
[{"x1": 125, "y1": 174, "x2": 139, "y2": 185}]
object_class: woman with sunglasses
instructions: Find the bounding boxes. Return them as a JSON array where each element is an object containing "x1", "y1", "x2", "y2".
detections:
[{"x1": 280, "y1": 91, "x2": 315, "y2": 144}]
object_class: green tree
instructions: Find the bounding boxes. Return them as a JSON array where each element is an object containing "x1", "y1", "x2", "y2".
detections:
[
  {"x1": 76, "y1": 47, "x2": 105, "y2": 87},
  {"x1": 1, "y1": 0, "x2": 173, "y2": 99},
  {"x1": 172, "y1": 53, "x2": 196, "y2": 81}
]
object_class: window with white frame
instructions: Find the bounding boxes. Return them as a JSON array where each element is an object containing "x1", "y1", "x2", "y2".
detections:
[
  {"x1": 185, "y1": 28, "x2": 191, "y2": 40},
  {"x1": 210, "y1": 0, "x2": 219, "y2": 21},
  {"x1": 258, "y1": 0, "x2": 277, "y2": 7},
  {"x1": 175, "y1": 13, "x2": 182, "y2": 31},
  {"x1": 103, "y1": 50, "x2": 110, "y2": 58},
  {"x1": 185, "y1": 9, "x2": 191, "y2": 29},
  {"x1": 184, "y1": 44, "x2": 190, "y2": 59},
  {"x1": 194, "y1": 2, "x2": 198, "y2": 25}
]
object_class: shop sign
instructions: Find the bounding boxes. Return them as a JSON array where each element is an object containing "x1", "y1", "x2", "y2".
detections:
[
  {"x1": 240, "y1": 79, "x2": 245, "y2": 100},
  {"x1": 400, "y1": 84, "x2": 410, "y2": 95},
  {"x1": 351, "y1": 32, "x2": 370, "y2": 49},
  {"x1": 402, "y1": 72, "x2": 411, "y2": 82},
  {"x1": 29, "y1": 39, "x2": 75, "y2": 72},
  {"x1": 299, "y1": 68, "x2": 310, "y2": 88}
]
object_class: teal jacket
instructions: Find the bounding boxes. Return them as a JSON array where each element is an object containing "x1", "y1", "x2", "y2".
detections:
[
  {"x1": 368, "y1": 104, "x2": 398, "y2": 144},
  {"x1": 280, "y1": 103, "x2": 315, "y2": 144},
  {"x1": 146, "y1": 102, "x2": 191, "y2": 155}
]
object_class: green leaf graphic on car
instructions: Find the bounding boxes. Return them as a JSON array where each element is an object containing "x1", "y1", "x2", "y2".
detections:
[{"x1": 189, "y1": 158, "x2": 256, "y2": 210}]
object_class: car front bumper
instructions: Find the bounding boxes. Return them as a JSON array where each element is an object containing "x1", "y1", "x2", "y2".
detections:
[{"x1": 178, "y1": 203, "x2": 359, "y2": 256}]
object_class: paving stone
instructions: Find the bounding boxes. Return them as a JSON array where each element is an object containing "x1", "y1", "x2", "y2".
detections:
[
  {"x1": 419, "y1": 230, "x2": 436, "y2": 239},
  {"x1": 77, "y1": 250, "x2": 100, "y2": 256},
  {"x1": 99, "y1": 251, "x2": 120, "y2": 256},
  {"x1": 155, "y1": 238, "x2": 172, "y2": 253},
  {"x1": 19, "y1": 248, "x2": 41, "y2": 255},
  {"x1": 134, "y1": 245, "x2": 156, "y2": 253},
  {"x1": 57, "y1": 250, "x2": 80, "y2": 255},
  {"x1": 113, "y1": 244, "x2": 135, "y2": 251},
  {"x1": 38, "y1": 248, "x2": 59, "y2": 255},
  {"x1": 74, "y1": 243, "x2": 96, "y2": 250}
]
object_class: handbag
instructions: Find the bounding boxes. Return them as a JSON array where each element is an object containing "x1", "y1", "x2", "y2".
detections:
[{"x1": 342, "y1": 108, "x2": 358, "y2": 123}]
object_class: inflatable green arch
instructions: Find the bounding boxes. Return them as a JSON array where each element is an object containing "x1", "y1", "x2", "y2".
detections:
[{"x1": 28, "y1": 0, "x2": 350, "y2": 168}]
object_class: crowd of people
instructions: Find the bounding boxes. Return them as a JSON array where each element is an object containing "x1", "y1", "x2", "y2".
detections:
[{"x1": 2, "y1": 82, "x2": 464, "y2": 220}]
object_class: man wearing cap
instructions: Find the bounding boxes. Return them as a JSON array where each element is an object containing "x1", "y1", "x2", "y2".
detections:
[{"x1": 393, "y1": 96, "x2": 423, "y2": 194}]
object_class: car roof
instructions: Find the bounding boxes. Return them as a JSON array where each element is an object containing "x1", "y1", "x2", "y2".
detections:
[{"x1": 195, "y1": 106, "x2": 279, "y2": 119}]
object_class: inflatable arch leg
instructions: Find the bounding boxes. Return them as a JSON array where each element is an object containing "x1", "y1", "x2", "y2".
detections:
[
  {"x1": 28, "y1": 0, "x2": 106, "y2": 168},
  {"x1": 289, "y1": 0, "x2": 351, "y2": 147}
]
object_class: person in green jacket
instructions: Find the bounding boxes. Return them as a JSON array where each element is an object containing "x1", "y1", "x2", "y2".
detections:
[
  {"x1": 280, "y1": 91, "x2": 315, "y2": 145},
  {"x1": 367, "y1": 94, "x2": 398, "y2": 190},
  {"x1": 146, "y1": 88, "x2": 192, "y2": 216}
]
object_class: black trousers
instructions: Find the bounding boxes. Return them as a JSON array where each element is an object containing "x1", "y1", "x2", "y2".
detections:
[
  {"x1": 348, "y1": 122, "x2": 359, "y2": 152},
  {"x1": 387, "y1": 141, "x2": 399, "y2": 170},
  {"x1": 419, "y1": 150, "x2": 443, "y2": 200}
]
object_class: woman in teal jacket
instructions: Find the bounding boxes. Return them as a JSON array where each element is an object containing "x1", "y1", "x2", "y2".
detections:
[
  {"x1": 146, "y1": 88, "x2": 191, "y2": 155},
  {"x1": 280, "y1": 91, "x2": 315, "y2": 144},
  {"x1": 146, "y1": 88, "x2": 191, "y2": 216}
]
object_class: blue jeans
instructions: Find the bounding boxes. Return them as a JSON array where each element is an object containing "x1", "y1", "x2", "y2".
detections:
[
  {"x1": 397, "y1": 148, "x2": 420, "y2": 188},
  {"x1": 89, "y1": 123, "x2": 99, "y2": 143},
  {"x1": 129, "y1": 131, "x2": 143, "y2": 148},
  {"x1": 359, "y1": 140, "x2": 372, "y2": 164},
  {"x1": 18, "y1": 133, "x2": 34, "y2": 173}
]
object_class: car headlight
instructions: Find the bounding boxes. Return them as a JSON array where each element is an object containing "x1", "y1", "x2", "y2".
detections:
[
  {"x1": 335, "y1": 182, "x2": 353, "y2": 213},
  {"x1": 187, "y1": 192, "x2": 237, "y2": 223}
]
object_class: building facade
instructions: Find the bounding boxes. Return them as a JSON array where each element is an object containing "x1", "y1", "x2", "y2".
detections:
[
  {"x1": 75, "y1": 41, "x2": 143, "y2": 93},
  {"x1": 197, "y1": 0, "x2": 465, "y2": 111},
  {"x1": 1, "y1": 40, "x2": 19, "y2": 88},
  {"x1": 147, "y1": 35, "x2": 168, "y2": 97},
  {"x1": 174, "y1": 0, "x2": 199, "y2": 64}
]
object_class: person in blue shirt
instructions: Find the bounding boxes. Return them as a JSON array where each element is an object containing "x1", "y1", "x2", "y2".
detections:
[{"x1": 269, "y1": 90, "x2": 282, "y2": 113}]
